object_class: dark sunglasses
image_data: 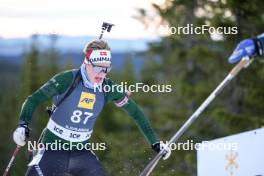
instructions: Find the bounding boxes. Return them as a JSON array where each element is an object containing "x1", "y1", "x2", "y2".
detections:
[{"x1": 89, "y1": 60, "x2": 112, "y2": 73}]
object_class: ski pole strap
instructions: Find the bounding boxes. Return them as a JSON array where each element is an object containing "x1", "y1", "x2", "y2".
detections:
[
  {"x1": 56, "y1": 69, "x2": 82, "y2": 107},
  {"x1": 46, "y1": 69, "x2": 82, "y2": 116},
  {"x1": 253, "y1": 38, "x2": 263, "y2": 56}
]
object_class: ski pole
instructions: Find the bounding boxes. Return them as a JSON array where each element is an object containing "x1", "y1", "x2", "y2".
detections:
[
  {"x1": 2, "y1": 145, "x2": 21, "y2": 176},
  {"x1": 140, "y1": 57, "x2": 253, "y2": 176}
]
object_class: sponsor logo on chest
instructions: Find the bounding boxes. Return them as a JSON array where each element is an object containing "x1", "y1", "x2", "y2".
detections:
[{"x1": 78, "y1": 92, "x2": 96, "y2": 110}]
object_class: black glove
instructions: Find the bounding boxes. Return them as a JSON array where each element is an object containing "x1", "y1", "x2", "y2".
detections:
[
  {"x1": 19, "y1": 123, "x2": 30, "y2": 137},
  {"x1": 151, "y1": 142, "x2": 171, "y2": 160},
  {"x1": 151, "y1": 142, "x2": 161, "y2": 153}
]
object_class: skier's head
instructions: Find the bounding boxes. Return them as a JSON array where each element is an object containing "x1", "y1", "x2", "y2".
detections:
[{"x1": 83, "y1": 39, "x2": 111, "y2": 84}]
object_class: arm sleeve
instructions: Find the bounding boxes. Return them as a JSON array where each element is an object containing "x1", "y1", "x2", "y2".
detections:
[
  {"x1": 105, "y1": 78, "x2": 158, "y2": 145},
  {"x1": 19, "y1": 70, "x2": 74, "y2": 124}
]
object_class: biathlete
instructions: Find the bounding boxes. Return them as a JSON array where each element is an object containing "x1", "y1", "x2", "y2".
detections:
[{"x1": 13, "y1": 39, "x2": 171, "y2": 176}]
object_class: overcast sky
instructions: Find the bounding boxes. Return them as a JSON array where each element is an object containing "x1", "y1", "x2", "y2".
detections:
[{"x1": 0, "y1": 0, "x2": 165, "y2": 39}]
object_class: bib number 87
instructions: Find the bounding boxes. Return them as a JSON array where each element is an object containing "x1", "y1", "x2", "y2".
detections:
[{"x1": 71, "y1": 110, "x2": 93, "y2": 125}]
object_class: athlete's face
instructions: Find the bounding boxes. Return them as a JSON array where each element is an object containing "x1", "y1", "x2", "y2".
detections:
[{"x1": 85, "y1": 62, "x2": 111, "y2": 84}]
